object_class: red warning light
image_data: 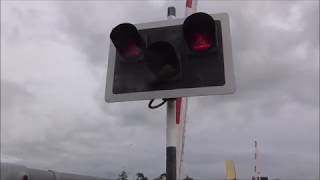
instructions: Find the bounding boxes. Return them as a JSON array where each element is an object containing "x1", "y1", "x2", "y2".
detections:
[
  {"x1": 183, "y1": 12, "x2": 216, "y2": 52},
  {"x1": 124, "y1": 41, "x2": 142, "y2": 57},
  {"x1": 110, "y1": 23, "x2": 145, "y2": 59},
  {"x1": 192, "y1": 33, "x2": 212, "y2": 51}
]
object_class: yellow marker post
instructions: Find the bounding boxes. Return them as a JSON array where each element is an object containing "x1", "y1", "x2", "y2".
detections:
[{"x1": 225, "y1": 160, "x2": 236, "y2": 180}]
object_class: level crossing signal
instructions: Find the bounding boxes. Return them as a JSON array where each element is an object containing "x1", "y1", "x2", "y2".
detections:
[{"x1": 105, "y1": 12, "x2": 235, "y2": 102}]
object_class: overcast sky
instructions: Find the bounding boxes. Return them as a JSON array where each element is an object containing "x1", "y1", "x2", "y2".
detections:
[{"x1": 1, "y1": 0, "x2": 319, "y2": 179}]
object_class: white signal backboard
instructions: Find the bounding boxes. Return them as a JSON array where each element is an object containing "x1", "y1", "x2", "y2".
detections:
[{"x1": 105, "y1": 13, "x2": 235, "y2": 102}]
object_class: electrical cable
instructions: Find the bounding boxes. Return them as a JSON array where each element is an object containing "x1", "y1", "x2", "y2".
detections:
[{"x1": 148, "y1": 98, "x2": 168, "y2": 109}]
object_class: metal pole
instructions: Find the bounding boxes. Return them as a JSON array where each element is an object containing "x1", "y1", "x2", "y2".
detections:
[
  {"x1": 167, "y1": 1, "x2": 196, "y2": 178},
  {"x1": 166, "y1": 99, "x2": 177, "y2": 180},
  {"x1": 167, "y1": 6, "x2": 176, "y2": 20},
  {"x1": 166, "y1": 8, "x2": 177, "y2": 180},
  {"x1": 167, "y1": 6, "x2": 184, "y2": 180}
]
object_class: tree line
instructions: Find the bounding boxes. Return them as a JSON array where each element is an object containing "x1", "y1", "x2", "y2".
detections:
[{"x1": 117, "y1": 171, "x2": 194, "y2": 180}]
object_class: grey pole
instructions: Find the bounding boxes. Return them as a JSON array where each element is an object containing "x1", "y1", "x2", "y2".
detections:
[
  {"x1": 167, "y1": 6, "x2": 176, "y2": 19},
  {"x1": 166, "y1": 7, "x2": 177, "y2": 180},
  {"x1": 166, "y1": 99, "x2": 177, "y2": 180}
]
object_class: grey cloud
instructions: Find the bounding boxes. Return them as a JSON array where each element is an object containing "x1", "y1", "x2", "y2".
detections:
[
  {"x1": 3, "y1": 110, "x2": 166, "y2": 178},
  {"x1": 1, "y1": 79, "x2": 34, "y2": 109},
  {"x1": 56, "y1": 1, "x2": 172, "y2": 66}
]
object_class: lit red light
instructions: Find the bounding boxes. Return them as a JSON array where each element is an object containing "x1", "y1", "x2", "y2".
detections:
[
  {"x1": 124, "y1": 41, "x2": 142, "y2": 57},
  {"x1": 191, "y1": 33, "x2": 212, "y2": 51}
]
